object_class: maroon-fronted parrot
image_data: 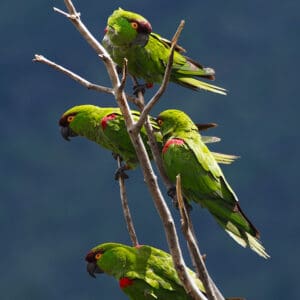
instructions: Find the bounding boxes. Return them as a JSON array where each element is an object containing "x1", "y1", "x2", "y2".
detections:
[
  {"x1": 157, "y1": 109, "x2": 269, "y2": 258},
  {"x1": 86, "y1": 242, "x2": 243, "y2": 300},
  {"x1": 103, "y1": 8, "x2": 226, "y2": 95}
]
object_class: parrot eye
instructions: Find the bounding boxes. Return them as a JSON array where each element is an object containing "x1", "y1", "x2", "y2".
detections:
[
  {"x1": 131, "y1": 22, "x2": 139, "y2": 30},
  {"x1": 95, "y1": 252, "x2": 102, "y2": 260},
  {"x1": 67, "y1": 115, "x2": 75, "y2": 123},
  {"x1": 157, "y1": 118, "x2": 163, "y2": 126}
]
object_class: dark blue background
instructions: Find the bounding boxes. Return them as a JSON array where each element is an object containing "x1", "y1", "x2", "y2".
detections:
[{"x1": 1, "y1": 0, "x2": 299, "y2": 299}]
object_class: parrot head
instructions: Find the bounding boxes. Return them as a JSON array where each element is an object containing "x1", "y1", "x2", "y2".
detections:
[
  {"x1": 59, "y1": 105, "x2": 102, "y2": 141},
  {"x1": 105, "y1": 8, "x2": 152, "y2": 46},
  {"x1": 85, "y1": 242, "x2": 136, "y2": 279},
  {"x1": 156, "y1": 109, "x2": 198, "y2": 139}
]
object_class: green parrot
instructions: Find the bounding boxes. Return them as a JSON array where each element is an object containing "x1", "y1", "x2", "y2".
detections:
[
  {"x1": 59, "y1": 105, "x2": 238, "y2": 175},
  {"x1": 103, "y1": 8, "x2": 226, "y2": 95},
  {"x1": 85, "y1": 242, "x2": 243, "y2": 300},
  {"x1": 156, "y1": 109, "x2": 270, "y2": 259}
]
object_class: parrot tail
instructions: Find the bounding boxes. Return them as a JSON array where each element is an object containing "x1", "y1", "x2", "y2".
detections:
[
  {"x1": 211, "y1": 152, "x2": 240, "y2": 165},
  {"x1": 204, "y1": 200, "x2": 270, "y2": 259},
  {"x1": 176, "y1": 77, "x2": 227, "y2": 95}
]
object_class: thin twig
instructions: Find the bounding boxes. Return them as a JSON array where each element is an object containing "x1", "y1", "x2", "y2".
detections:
[
  {"x1": 33, "y1": 54, "x2": 138, "y2": 104},
  {"x1": 117, "y1": 156, "x2": 139, "y2": 247},
  {"x1": 176, "y1": 175, "x2": 223, "y2": 300},
  {"x1": 133, "y1": 20, "x2": 185, "y2": 133},
  {"x1": 54, "y1": 3, "x2": 120, "y2": 89},
  {"x1": 144, "y1": 119, "x2": 174, "y2": 189},
  {"x1": 33, "y1": 54, "x2": 112, "y2": 94},
  {"x1": 119, "y1": 58, "x2": 128, "y2": 92}
]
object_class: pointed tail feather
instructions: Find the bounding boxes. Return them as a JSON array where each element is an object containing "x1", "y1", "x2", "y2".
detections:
[
  {"x1": 211, "y1": 152, "x2": 240, "y2": 165},
  {"x1": 203, "y1": 200, "x2": 270, "y2": 258},
  {"x1": 176, "y1": 77, "x2": 227, "y2": 95},
  {"x1": 202, "y1": 136, "x2": 221, "y2": 144}
]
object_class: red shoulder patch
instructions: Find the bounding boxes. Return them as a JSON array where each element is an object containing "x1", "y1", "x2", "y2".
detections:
[
  {"x1": 119, "y1": 277, "x2": 134, "y2": 289},
  {"x1": 101, "y1": 113, "x2": 117, "y2": 130},
  {"x1": 162, "y1": 138, "x2": 185, "y2": 154}
]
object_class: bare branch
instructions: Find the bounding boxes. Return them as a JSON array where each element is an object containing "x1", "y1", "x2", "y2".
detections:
[
  {"x1": 63, "y1": 0, "x2": 77, "y2": 15},
  {"x1": 56, "y1": 1, "x2": 120, "y2": 90},
  {"x1": 33, "y1": 54, "x2": 138, "y2": 103},
  {"x1": 133, "y1": 20, "x2": 185, "y2": 133},
  {"x1": 118, "y1": 58, "x2": 128, "y2": 92},
  {"x1": 144, "y1": 119, "x2": 174, "y2": 189},
  {"x1": 177, "y1": 175, "x2": 223, "y2": 300},
  {"x1": 117, "y1": 156, "x2": 139, "y2": 247},
  {"x1": 33, "y1": 54, "x2": 112, "y2": 94}
]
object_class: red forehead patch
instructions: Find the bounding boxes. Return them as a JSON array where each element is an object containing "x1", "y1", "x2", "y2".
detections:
[
  {"x1": 162, "y1": 138, "x2": 185, "y2": 154},
  {"x1": 101, "y1": 113, "x2": 117, "y2": 130},
  {"x1": 119, "y1": 277, "x2": 134, "y2": 289}
]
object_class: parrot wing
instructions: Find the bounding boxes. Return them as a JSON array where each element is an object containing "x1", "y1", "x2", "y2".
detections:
[
  {"x1": 126, "y1": 246, "x2": 205, "y2": 293},
  {"x1": 180, "y1": 138, "x2": 269, "y2": 258},
  {"x1": 150, "y1": 32, "x2": 186, "y2": 53}
]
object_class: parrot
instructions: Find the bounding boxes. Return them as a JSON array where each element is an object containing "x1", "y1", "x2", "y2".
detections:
[
  {"x1": 156, "y1": 109, "x2": 270, "y2": 259},
  {"x1": 102, "y1": 8, "x2": 227, "y2": 95},
  {"x1": 85, "y1": 242, "x2": 243, "y2": 300},
  {"x1": 59, "y1": 105, "x2": 238, "y2": 176}
]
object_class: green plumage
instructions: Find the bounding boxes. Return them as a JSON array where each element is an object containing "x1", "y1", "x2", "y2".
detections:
[
  {"x1": 59, "y1": 104, "x2": 156, "y2": 169},
  {"x1": 86, "y1": 242, "x2": 205, "y2": 300},
  {"x1": 157, "y1": 109, "x2": 269, "y2": 259},
  {"x1": 103, "y1": 8, "x2": 226, "y2": 95},
  {"x1": 59, "y1": 104, "x2": 238, "y2": 170}
]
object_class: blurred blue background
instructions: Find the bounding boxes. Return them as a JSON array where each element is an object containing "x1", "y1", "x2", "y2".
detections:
[{"x1": 1, "y1": 0, "x2": 299, "y2": 299}]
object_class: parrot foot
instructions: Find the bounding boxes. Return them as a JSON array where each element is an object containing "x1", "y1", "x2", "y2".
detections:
[
  {"x1": 133, "y1": 83, "x2": 147, "y2": 96},
  {"x1": 167, "y1": 186, "x2": 177, "y2": 198},
  {"x1": 112, "y1": 152, "x2": 123, "y2": 161},
  {"x1": 133, "y1": 83, "x2": 153, "y2": 96},
  {"x1": 114, "y1": 166, "x2": 129, "y2": 180}
]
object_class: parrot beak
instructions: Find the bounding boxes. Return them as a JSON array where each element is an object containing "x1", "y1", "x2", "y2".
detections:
[
  {"x1": 60, "y1": 126, "x2": 78, "y2": 141},
  {"x1": 86, "y1": 262, "x2": 103, "y2": 278}
]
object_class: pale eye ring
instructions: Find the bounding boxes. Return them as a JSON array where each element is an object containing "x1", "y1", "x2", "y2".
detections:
[
  {"x1": 131, "y1": 22, "x2": 138, "y2": 29},
  {"x1": 157, "y1": 119, "x2": 163, "y2": 126},
  {"x1": 67, "y1": 115, "x2": 75, "y2": 123},
  {"x1": 95, "y1": 253, "x2": 102, "y2": 260}
]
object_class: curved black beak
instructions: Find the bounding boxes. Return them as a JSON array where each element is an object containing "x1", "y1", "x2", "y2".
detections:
[
  {"x1": 60, "y1": 126, "x2": 78, "y2": 141},
  {"x1": 86, "y1": 262, "x2": 103, "y2": 279}
]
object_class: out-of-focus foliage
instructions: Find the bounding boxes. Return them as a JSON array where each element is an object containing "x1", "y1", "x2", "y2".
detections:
[{"x1": 1, "y1": 0, "x2": 299, "y2": 299}]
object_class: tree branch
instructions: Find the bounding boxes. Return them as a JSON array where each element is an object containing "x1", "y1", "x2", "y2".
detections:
[
  {"x1": 117, "y1": 156, "x2": 139, "y2": 247},
  {"x1": 32, "y1": 54, "x2": 138, "y2": 103},
  {"x1": 176, "y1": 175, "x2": 225, "y2": 300}
]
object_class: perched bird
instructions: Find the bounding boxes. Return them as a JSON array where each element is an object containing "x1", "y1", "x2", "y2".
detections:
[
  {"x1": 59, "y1": 105, "x2": 238, "y2": 175},
  {"x1": 103, "y1": 8, "x2": 226, "y2": 95},
  {"x1": 157, "y1": 109, "x2": 269, "y2": 258},
  {"x1": 85, "y1": 242, "x2": 242, "y2": 300}
]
